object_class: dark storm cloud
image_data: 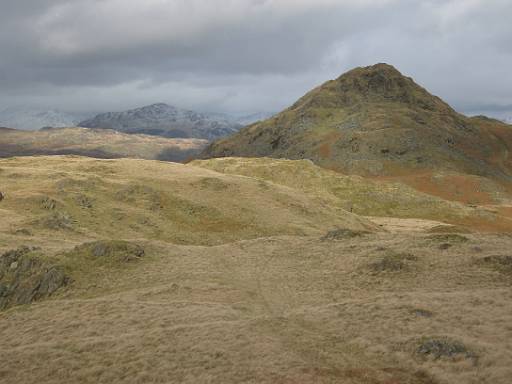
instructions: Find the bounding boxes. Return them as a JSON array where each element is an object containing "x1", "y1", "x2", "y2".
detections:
[{"x1": 0, "y1": 0, "x2": 511, "y2": 117}]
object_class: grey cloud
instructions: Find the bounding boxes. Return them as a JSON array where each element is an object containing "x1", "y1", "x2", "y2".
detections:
[{"x1": 0, "y1": 0, "x2": 511, "y2": 117}]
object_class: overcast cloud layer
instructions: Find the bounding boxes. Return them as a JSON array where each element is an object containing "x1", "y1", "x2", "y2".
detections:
[{"x1": 0, "y1": 0, "x2": 511, "y2": 118}]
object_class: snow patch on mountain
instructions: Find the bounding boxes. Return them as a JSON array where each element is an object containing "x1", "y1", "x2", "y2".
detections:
[{"x1": 79, "y1": 103, "x2": 243, "y2": 140}]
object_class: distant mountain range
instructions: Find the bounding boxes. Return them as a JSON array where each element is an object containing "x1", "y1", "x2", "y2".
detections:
[
  {"x1": 79, "y1": 103, "x2": 243, "y2": 141},
  {"x1": 0, "y1": 104, "x2": 275, "y2": 140},
  {"x1": 0, "y1": 107, "x2": 85, "y2": 130}
]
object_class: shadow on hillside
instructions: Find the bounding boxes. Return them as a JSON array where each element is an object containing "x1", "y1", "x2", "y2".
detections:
[
  {"x1": 0, "y1": 143, "x2": 122, "y2": 159},
  {"x1": 156, "y1": 146, "x2": 205, "y2": 163},
  {"x1": 0, "y1": 143, "x2": 206, "y2": 163}
]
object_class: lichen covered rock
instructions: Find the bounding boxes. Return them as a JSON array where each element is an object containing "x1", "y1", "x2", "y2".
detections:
[{"x1": 0, "y1": 246, "x2": 70, "y2": 310}]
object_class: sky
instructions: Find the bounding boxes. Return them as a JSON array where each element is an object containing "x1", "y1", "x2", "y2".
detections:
[{"x1": 0, "y1": 0, "x2": 511, "y2": 119}]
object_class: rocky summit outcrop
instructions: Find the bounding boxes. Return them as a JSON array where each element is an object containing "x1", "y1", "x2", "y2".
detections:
[
  {"x1": 79, "y1": 103, "x2": 242, "y2": 140},
  {"x1": 201, "y1": 64, "x2": 512, "y2": 180}
]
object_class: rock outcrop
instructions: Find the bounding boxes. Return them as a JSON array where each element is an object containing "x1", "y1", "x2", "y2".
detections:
[{"x1": 0, "y1": 246, "x2": 70, "y2": 310}]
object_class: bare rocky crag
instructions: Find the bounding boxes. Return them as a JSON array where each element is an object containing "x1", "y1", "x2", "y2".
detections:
[{"x1": 0, "y1": 246, "x2": 70, "y2": 310}]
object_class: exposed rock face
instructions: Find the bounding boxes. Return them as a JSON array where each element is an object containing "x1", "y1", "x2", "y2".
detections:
[
  {"x1": 70, "y1": 241, "x2": 145, "y2": 263},
  {"x1": 416, "y1": 338, "x2": 476, "y2": 361},
  {"x1": 0, "y1": 246, "x2": 70, "y2": 310},
  {"x1": 79, "y1": 103, "x2": 242, "y2": 140},
  {"x1": 201, "y1": 64, "x2": 512, "y2": 180}
]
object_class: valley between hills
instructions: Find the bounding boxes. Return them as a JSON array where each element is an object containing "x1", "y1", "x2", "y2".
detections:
[{"x1": 1, "y1": 64, "x2": 512, "y2": 384}]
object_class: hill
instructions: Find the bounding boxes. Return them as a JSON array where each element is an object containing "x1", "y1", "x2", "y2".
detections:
[
  {"x1": 201, "y1": 64, "x2": 512, "y2": 182},
  {"x1": 192, "y1": 157, "x2": 512, "y2": 232},
  {"x1": 79, "y1": 103, "x2": 243, "y2": 140},
  {"x1": 0, "y1": 127, "x2": 207, "y2": 162},
  {"x1": 0, "y1": 156, "x2": 373, "y2": 248},
  {"x1": 1, "y1": 156, "x2": 512, "y2": 383}
]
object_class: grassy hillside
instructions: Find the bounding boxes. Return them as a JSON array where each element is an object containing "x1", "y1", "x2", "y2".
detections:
[
  {"x1": 0, "y1": 156, "x2": 372, "y2": 251},
  {"x1": 2, "y1": 217, "x2": 512, "y2": 383},
  {"x1": 192, "y1": 157, "x2": 512, "y2": 232},
  {"x1": 0, "y1": 127, "x2": 207, "y2": 162},
  {"x1": 1, "y1": 156, "x2": 512, "y2": 383}
]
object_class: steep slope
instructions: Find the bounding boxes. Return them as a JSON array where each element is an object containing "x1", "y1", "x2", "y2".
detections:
[
  {"x1": 201, "y1": 64, "x2": 512, "y2": 182},
  {"x1": 0, "y1": 107, "x2": 83, "y2": 130},
  {"x1": 80, "y1": 103, "x2": 242, "y2": 140},
  {"x1": 0, "y1": 127, "x2": 207, "y2": 162}
]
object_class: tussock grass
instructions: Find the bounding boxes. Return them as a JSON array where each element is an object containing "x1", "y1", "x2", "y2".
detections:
[
  {"x1": 0, "y1": 156, "x2": 373, "y2": 247},
  {"x1": 370, "y1": 252, "x2": 417, "y2": 273},
  {"x1": 476, "y1": 255, "x2": 512, "y2": 274},
  {"x1": 0, "y1": 127, "x2": 207, "y2": 161},
  {"x1": 192, "y1": 157, "x2": 506, "y2": 231},
  {"x1": 426, "y1": 234, "x2": 469, "y2": 244},
  {"x1": 321, "y1": 228, "x2": 370, "y2": 241},
  {"x1": 1, "y1": 156, "x2": 512, "y2": 383}
]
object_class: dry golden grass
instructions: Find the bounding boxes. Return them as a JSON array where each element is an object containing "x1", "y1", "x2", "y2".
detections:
[
  {"x1": 0, "y1": 127, "x2": 207, "y2": 161},
  {"x1": 0, "y1": 155, "x2": 372, "y2": 250},
  {"x1": 376, "y1": 171, "x2": 512, "y2": 206},
  {"x1": 192, "y1": 157, "x2": 512, "y2": 232},
  {"x1": 1, "y1": 156, "x2": 512, "y2": 383},
  {"x1": 1, "y1": 231, "x2": 512, "y2": 383}
]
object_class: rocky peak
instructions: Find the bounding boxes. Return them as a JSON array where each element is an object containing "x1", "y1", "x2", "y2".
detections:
[
  {"x1": 339, "y1": 63, "x2": 452, "y2": 110},
  {"x1": 291, "y1": 63, "x2": 452, "y2": 113},
  {"x1": 78, "y1": 103, "x2": 242, "y2": 140},
  {"x1": 138, "y1": 103, "x2": 178, "y2": 114}
]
